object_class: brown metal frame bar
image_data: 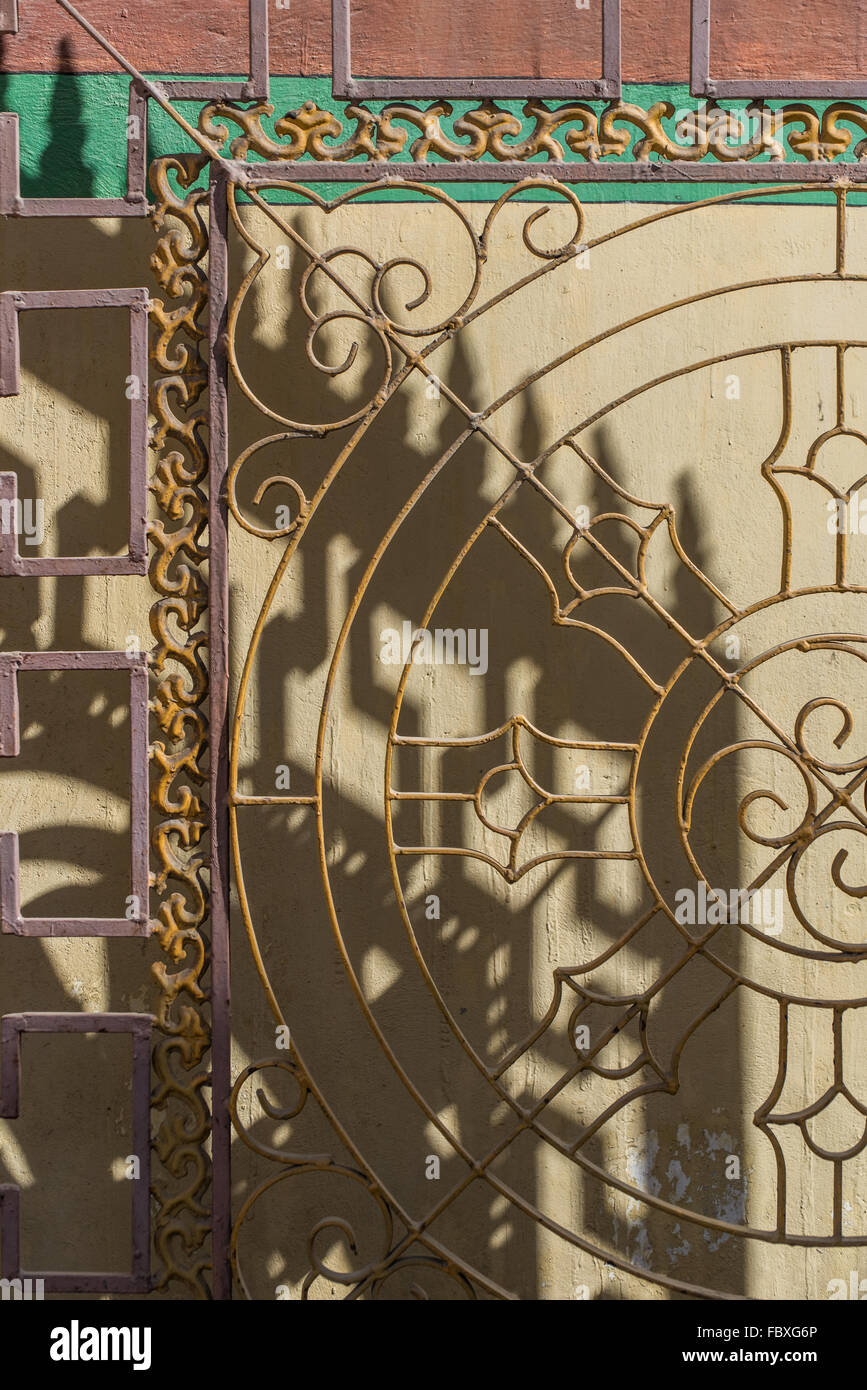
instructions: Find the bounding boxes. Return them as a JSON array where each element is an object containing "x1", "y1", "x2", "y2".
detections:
[
  {"x1": 331, "y1": 0, "x2": 622, "y2": 99},
  {"x1": 0, "y1": 652, "x2": 149, "y2": 936},
  {"x1": 233, "y1": 158, "x2": 867, "y2": 185},
  {"x1": 0, "y1": 96, "x2": 148, "y2": 218},
  {"x1": 207, "y1": 169, "x2": 232, "y2": 1303},
  {"x1": 0, "y1": 1012, "x2": 153, "y2": 1292},
  {"x1": 691, "y1": 0, "x2": 867, "y2": 98}
]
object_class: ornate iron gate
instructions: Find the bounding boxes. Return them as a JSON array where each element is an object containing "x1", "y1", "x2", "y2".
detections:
[{"x1": 2, "y1": 0, "x2": 867, "y2": 1299}]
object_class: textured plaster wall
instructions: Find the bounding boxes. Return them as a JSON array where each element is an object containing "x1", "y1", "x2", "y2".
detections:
[{"x1": 2, "y1": 0, "x2": 863, "y2": 84}]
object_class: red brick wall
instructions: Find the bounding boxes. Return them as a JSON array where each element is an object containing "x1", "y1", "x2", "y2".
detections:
[{"x1": 0, "y1": 0, "x2": 861, "y2": 84}]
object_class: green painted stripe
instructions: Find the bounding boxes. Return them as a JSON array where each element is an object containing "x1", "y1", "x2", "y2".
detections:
[{"x1": 1, "y1": 74, "x2": 865, "y2": 204}]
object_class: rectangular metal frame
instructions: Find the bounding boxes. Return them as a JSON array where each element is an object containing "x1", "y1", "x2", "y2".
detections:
[
  {"x1": 331, "y1": 0, "x2": 621, "y2": 99},
  {"x1": 3, "y1": 0, "x2": 267, "y2": 99},
  {"x1": 207, "y1": 169, "x2": 232, "y2": 1304},
  {"x1": 0, "y1": 93, "x2": 148, "y2": 217},
  {"x1": 231, "y1": 157, "x2": 867, "y2": 186},
  {"x1": 0, "y1": 651, "x2": 149, "y2": 936},
  {"x1": 690, "y1": 0, "x2": 867, "y2": 98},
  {"x1": 0, "y1": 287, "x2": 149, "y2": 573},
  {"x1": 159, "y1": 0, "x2": 269, "y2": 101},
  {"x1": 0, "y1": 1012, "x2": 152, "y2": 1293},
  {"x1": 0, "y1": 0, "x2": 268, "y2": 217}
]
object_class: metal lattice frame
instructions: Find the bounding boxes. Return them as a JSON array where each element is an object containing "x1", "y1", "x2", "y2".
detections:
[
  {"x1": 1, "y1": 0, "x2": 867, "y2": 1298},
  {"x1": 0, "y1": 0, "x2": 269, "y2": 218},
  {"x1": 214, "y1": 170, "x2": 867, "y2": 1298}
]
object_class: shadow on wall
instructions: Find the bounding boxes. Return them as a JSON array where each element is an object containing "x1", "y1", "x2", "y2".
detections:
[
  {"x1": 0, "y1": 37, "x2": 98, "y2": 198},
  {"x1": 0, "y1": 151, "x2": 810, "y2": 1296},
  {"x1": 0, "y1": 33, "x2": 765, "y2": 1299},
  {"x1": 223, "y1": 203, "x2": 749, "y2": 1301},
  {"x1": 0, "y1": 173, "x2": 759, "y2": 1296}
]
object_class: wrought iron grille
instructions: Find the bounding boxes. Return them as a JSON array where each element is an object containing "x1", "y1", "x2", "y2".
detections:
[
  {"x1": 213, "y1": 172, "x2": 867, "y2": 1299},
  {"x1": 0, "y1": 0, "x2": 866, "y2": 1300}
]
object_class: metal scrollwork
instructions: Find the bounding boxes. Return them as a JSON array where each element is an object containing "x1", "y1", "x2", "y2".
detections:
[
  {"x1": 197, "y1": 97, "x2": 867, "y2": 168},
  {"x1": 148, "y1": 150, "x2": 213, "y2": 1298}
]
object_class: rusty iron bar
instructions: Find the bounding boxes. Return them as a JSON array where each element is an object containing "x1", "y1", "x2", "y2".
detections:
[
  {"x1": 207, "y1": 170, "x2": 232, "y2": 1303},
  {"x1": 234, "y1": 158, "x2": 867, "y2": 185}
]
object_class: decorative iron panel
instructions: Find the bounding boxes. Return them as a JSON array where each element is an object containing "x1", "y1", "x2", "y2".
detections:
[
  {"x1": 213, "y1": 170, "x2": 867, "y2": 1299},
  {"x1": 0, "y1": 0, "x2": 866, "y2": 1302}
]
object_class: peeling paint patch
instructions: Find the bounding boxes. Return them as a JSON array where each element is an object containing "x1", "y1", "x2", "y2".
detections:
[
  {"x1": 703, "y1": 1129, "x2": 736, "y2": 1155},
  {"x1": 666, "y1": 1158, "x2": 691, "y2": 1203},
  {"x1": 626, "y1": 1130, "x2": 661, "y2": 1198},
  {"x1": 667, "y1": 1222, "x2": 690, "y2": 1265},
  {"x1": 631, "y1": 1222, "x2": 653, "y2": 1270},
  {"x1": 704, "y1": 1184, "x2": 746, "y2": 1251}
]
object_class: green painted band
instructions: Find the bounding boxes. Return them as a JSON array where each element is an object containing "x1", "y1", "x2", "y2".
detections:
[{"x1": 1, "y1": 75, "x2": 866, "y2": 205}]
